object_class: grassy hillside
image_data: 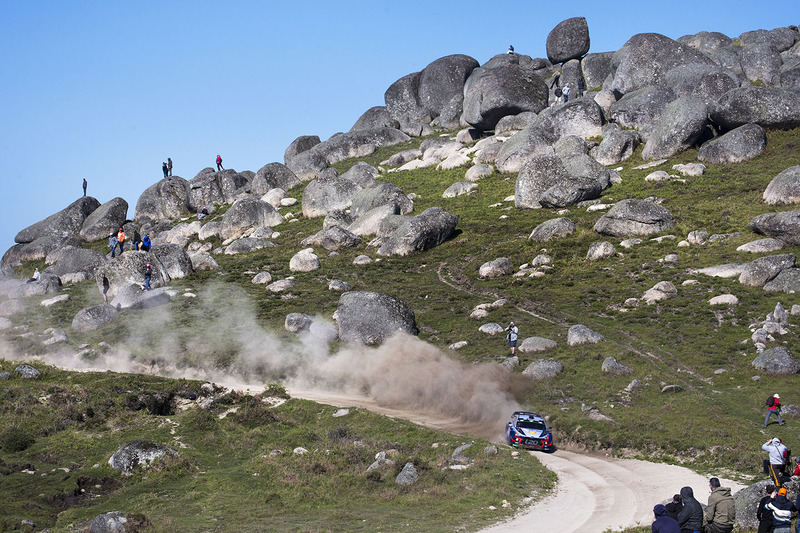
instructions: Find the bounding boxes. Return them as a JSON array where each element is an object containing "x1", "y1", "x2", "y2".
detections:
[{"x1": 2, "y1": 127, "x2": 800, "y2": 530}]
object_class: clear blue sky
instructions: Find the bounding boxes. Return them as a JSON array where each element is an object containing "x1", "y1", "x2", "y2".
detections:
[{"x1": 1, "y1": 1, "x2": 797, "y2": 255}]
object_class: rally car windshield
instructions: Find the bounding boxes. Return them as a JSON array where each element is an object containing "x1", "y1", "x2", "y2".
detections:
[{"x1": 516, "y1": 420, "x2": 546, "y2": 431}]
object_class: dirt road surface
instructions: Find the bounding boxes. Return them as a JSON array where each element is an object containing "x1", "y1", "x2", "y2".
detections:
[{"x1": 286, "y1": 386, "x2": 747, "y2": 533}]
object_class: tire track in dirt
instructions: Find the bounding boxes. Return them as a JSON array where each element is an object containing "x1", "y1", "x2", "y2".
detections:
[{"x1": 436, "y1": 260, "x2": 708, "y2": 391}]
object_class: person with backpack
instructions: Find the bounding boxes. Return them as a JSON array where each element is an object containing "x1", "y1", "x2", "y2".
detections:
[
  {"x1": 705, "y1": 477, "x2": 735, "y2": 533},
  {"x1": 763, "y1": 437, "x2": 789, "y2": 479},
  {"x1": 765, "y1": 393, "x2": 785, "y2": 427},
  {"x1": 676, "y1": 486, "x2": 704, "y2": 533}
]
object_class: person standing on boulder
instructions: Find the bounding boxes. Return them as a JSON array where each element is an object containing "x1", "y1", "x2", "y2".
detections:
[
  {"x1": 162, "y1": 162, "x2": 168, "y2": 178},
  {"x1": 216, "y1": 154, "x2": 224, "y2": 171},
  {"x1": 143, "y1": 263, "x2": 152, "y2": 291},
  {"x1": 167, "y1": 157, "x2": 173, "y2": 177},
  {"x1": 505, "y1": 321, "x2": 519, "y2": 356},
  {"x1": 132, "y1": 228, "x2": 141, "y2": 251},
  {"x1": 763, "y1": 437, "x2": 788, "y2": 479},
  {"x1": 764, "y1": 393, "x2": 784, "y2": 427},
  {"x1": 101, "y1": 273, "x2": 110, "y2": 303},
  {"x1": 116, "y1": 227, "x2": 126, "y2": 255},
  {"x1": 704, "y1": 477, "x2": 735, "y2": 533},
  {"x1": 82, "y1": 178, "x2": 87, "y2": 197},
  {"x1": 108, "y1": 233, "x2": 118, "y2": 258},
  {"x1": 562, "y1": 83, "x2": 571, "y2": 102},
  {"x1": 577, "y1": 78, "x2": 585, "y2": 98}
]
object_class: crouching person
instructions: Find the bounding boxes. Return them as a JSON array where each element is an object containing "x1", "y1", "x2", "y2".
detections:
[{"x1": 705, "y1": 477, "x2": 735, "y2": 533}]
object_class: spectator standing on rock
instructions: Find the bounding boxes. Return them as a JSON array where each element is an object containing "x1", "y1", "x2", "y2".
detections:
[
  {"x1": 652, "y1": 504, "x2": 681, "y2": 533},
  {"x1": 143, "y1": 263, "x2": 152, "y2": 291},
  {"x1": 167, "y1": 157, "x2": 173, "y2": 177},
  {"x1": 766, "y1": 487, "x2": 795, "y2": 533},
  {"x1": 563, "y1": 83, "x2": 571, "y2": 103},
  {"x1": 577, "y1": 78, "x2": 585, "y2": 98},
  {"x1": 765, "y1": 393, "x2": 784, "y2": 427},
  {"x1": 505, "y1": 321, "x2": 518, "y2": 356},
  {"x1": 162, "y1": 162, "x2": 168, "y2": 178},
  {"x1": 756, "y1": 484, "x2": 776, "y2": 533},
  {"x1": 132, "y1": 229, "x2": 141, "y2": 251},
  {"x1": 763, "y1": 437, "x2": 788, "y2": 479},
  {"x1": 116, "y1": 227, "x2": 126, "y2": 256},
  {"x1": 108, "y1": 233, "x2": 118, "y2": 258},
  {"x1": 101, "y1": 273, "x2": 110, "y2": 303},
  {"x1": 141, "y1": 233, "x2": 151, "y2": 252},
  {"x1": 705, "y1": 477, "x2": 735, "y2": 533},
  {"x1": 216, "y1": 154, "x2": 224, "y2": 171},
  {"x1": 676, "y1": 486, "x2": 704, "y2": 533},
  {"x1": 82, "y1": 178, "x2": 87, "y2": 197}
]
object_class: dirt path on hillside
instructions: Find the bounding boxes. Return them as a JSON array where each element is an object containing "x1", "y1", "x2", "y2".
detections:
[{"x1": 283, "y1": 386, "x2": 746, "y2": 533}]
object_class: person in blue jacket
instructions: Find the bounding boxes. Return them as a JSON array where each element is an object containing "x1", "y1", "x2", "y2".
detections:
[
  {"x1": 652, "y1": 504, "x2": 680, "y2": 533},
  {"x1": 141, "y1": 234, "x2": 152, "y2": 252}
]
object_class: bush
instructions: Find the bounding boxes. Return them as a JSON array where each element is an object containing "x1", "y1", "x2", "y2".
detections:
[{"x1": 1, "y1": 426, "x2": 36, "y2": 452}]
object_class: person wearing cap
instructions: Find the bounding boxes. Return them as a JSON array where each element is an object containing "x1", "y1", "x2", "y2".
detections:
[
  {"x1": 143, "y1": 263, "x2": 152, "y2": 291},
  {"x1": 652, "y1": 503, "x2": 680, "y2": 533},
  {"x1": 766, "y1": 486, "x2": 795, "y2": 533},
  {"x1": 705, "y1": 477, "x2": 735, "y2": 533},
  {"x1": 505, "y1": 321, "x2": 519, "y2": 356},
  {"x1": 763, "y1": 437, "x2": 789, "y2": 478},
  {"x1": 765, "y1": 393, "x2": 785, "y2": 427}
]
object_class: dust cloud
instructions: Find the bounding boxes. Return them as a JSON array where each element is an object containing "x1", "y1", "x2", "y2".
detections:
[{"x1": 2, "y1": 282, "x2": 524, "y2": 439}]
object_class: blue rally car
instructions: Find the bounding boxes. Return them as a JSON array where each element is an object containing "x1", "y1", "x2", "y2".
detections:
[{"x1": 505, "y1": 411, "x2": 554, "y2": 451}]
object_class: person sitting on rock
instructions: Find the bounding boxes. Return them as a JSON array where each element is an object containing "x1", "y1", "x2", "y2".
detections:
[
  {"x1": 27, "y1": 268, "x2": 40, "y2": 283},
  {"x1": 141, "y1": 234, "x2": 151, "y2": 252},
  {"x1": 652, "y1": 504, "x2": 680, "y2": 533},
  {"x1": 507, "y1": 45, "x2": 514, "y2": 54},
  {"x1": 676, "y1": 486, "x2": 703, "y2": 533}
]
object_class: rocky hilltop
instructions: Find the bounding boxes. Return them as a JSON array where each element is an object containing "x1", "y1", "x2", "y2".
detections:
[{"x1": 2, "y1": 16, "x2": 800, "y2": 532}]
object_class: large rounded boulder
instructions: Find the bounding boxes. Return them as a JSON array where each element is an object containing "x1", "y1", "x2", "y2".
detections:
[
  {"x1": 752, "y1": 346, "x2": 800, "y2": 375},
  {"x1": 751, "y1": 210, "x2": 800, "y2": 245},
  {"x1": 79, "y1": 197, "x2": 129, "y2": 242},
  {"x1": 376, "y1": 207, "x2": 458, "y2": 257},
  {"x1": 546, "y1": 17, "x2": 590, "y2": 64},
  {"x1": 418, "y1": 54, "x2": 479, "y2": 120},
  {"x1": 350, "y1": 106, "x2": 399, "y2": 132},
  {"x1": 350, "y1": 182, "x2": 413, "y2": 219},
  {"x1": 334, "y1": 291, "x2": 418, "y2": 345},
  {"x1": 709, "y1": 87, "x2": 800, "y2": 130},
  {"x1": 515, "y1": 155, "x2": 570, "y2": 209},
  {"x1": 763, "y1": 166, "x2": 800, "y2": 206},
  {"x1": 641, "y1": 96, "x2": 708, "y2": 160},
  {"x1": 611, "y1": 33, "x2": 716, "y2": 96},
  {"x1": 302, "y1": 176, "x2": 364, "y2": 219},
  {"x1": 462, "y1": 64, "x2": 549, "y2": 131},
  {"x1": 284, "y1": 135, "x2": 321, "y2": 168},
  {"x1": 698, "y1": 123, "x2": 767, "y2": 164},
  {"x1": 221, "y1": 197, "x2": 284, "y2": 241},
  {"x1": 15, "y1": 196, "x2": 101, "y2": 244},
  {"x1": 250, "y1": 163, "x2": 301, "y2": 194},
  {"x1": 594, "y1": 200, "x2": 676, "y2": 237},
  {"x1": 72, "y1": 304, "x2": 119, "y2": 333},
  {"x1": 608, "y1": 86, "x2": 676, "y2": 134},
  {"x1": 134, "y1": 177, "x2": 191, "y2": 222}
]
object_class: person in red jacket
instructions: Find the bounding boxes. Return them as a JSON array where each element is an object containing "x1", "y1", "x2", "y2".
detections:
[
  {"x1": 764, "y1": 393, "x2": 785, "y2": 427},
  {"x1": 216, "y1": 154, "x2": 224, "y2": 171}
]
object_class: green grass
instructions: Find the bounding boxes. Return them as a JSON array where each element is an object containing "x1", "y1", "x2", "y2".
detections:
[
  {"x1": 3, "y1": 126, "x2": 800, "y2": 530},
  {"x1": 0, "y1": 366, "x2": 552, "y2": 532}
]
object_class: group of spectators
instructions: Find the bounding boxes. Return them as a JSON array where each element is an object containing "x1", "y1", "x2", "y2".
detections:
[{"x1": 653, "y1": 479, "x2": 735, "y2": 533}]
